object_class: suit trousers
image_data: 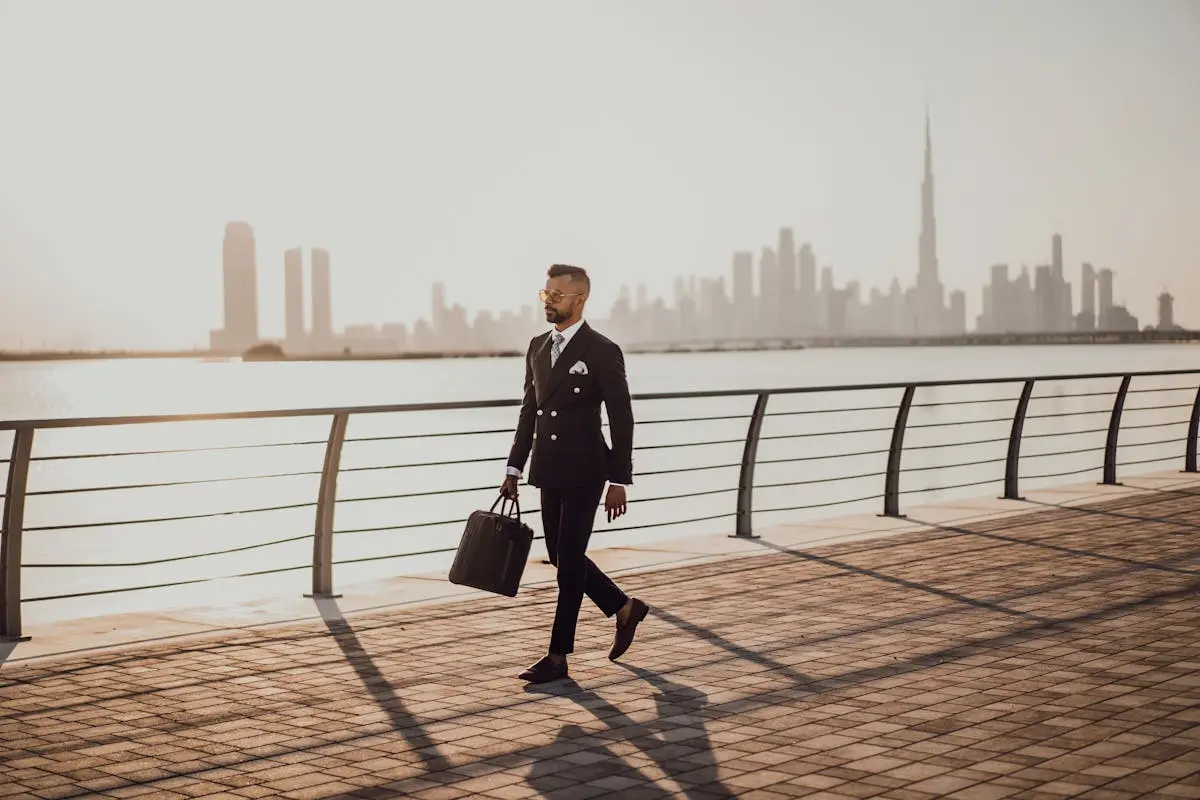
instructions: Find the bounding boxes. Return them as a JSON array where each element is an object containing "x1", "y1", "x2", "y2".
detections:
[{"x1": 541, "y1": 482, "x2": 628, "y2": 655}]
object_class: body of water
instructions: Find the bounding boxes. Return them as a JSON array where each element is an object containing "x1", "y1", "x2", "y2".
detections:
[{"x1": 2, "y1": 344, "x2": 1198, "y2": 626}]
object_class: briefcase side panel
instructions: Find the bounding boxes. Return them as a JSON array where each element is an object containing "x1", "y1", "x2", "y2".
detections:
[
  {"x1": 496, "y1": 520, "x2": 534, "y2": 596},
  {"x1": 447, "y1": 510, "x2": 496, "y2": 587}
]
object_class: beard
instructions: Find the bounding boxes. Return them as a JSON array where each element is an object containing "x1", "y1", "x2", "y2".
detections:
[{"x1": 545, "y1": 306, "x2": 568, "y2": 324}]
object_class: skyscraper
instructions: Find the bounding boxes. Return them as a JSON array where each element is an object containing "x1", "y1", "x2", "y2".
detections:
[
  {"x1": 818, "y1": 265, "x2": 833, "y2": 332},
  {"x1": 948, "y1": 290, "x2": 967, "y2": 334},
  {"x1": 798, "y1": 243, "x2": 816, "y2": 333},
  {"x1": 1097, "y1": 268, "x2": 1114, "y2": 329},
  {"x1": 777, "y1": 227, "x2": 797, "y2": 335},
  {"x1": 211, "y1": 221, "x2": 259, "y2": 352},
  {"x1": 1078, "y1": 263, "x2": 1096, "y2": 331},
  {"x1": 311, "y1": 247, "x2": 333, "y2": 347},
  {"x1": 914, "y1": 110, "x2": 945, "y2": 335},
  {"x1": 1158, "y1": 291, "x2": 1175, "y2": 330},
  {"x1": 984, "y1": 264, "x2": 1010, "y2": 333},
  {"x1": 1049, "y1": 233, "x2": 1072, "y2": 331},
  {"x1": 284, "y1": 247, "x2": 305, "y2": 345},
  {"x1": 731, "y1": 251, "x2": 754, "y2": 338},
  {"x1": 758, "y1": 247, "x2": 778, "y2": 337},
  {"x1": 1035, "y1": 265, "x2": 1054, "y2": 331}
]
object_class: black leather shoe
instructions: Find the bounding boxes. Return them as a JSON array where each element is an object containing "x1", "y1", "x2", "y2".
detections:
[
  {"x1": 609, "y1": 599, "x2": 649, "y2": 661},
  {"x1": 518, "y1": 655, "x2": 568, "y2": 683}
]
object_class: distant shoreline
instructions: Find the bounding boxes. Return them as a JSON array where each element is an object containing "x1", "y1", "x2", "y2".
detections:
[
  {"x1": 0, "y1": 349, "x2": 526, "y2": 363},
  {"x1": 0, "y1": 329, "x2": 1195, "y2": 363}
]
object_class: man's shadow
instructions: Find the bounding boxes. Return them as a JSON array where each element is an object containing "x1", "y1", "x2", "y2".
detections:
[{"x1": 524, "y1": 665, "x2": 733, "y2": 799}]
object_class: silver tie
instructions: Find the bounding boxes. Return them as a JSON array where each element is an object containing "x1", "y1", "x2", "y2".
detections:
[{"x1": 550, "y1": 332, "x2": 564, "y2": 367}]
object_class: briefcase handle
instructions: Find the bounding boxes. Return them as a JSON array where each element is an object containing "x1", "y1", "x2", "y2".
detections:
[{"x1": 489, "y1": 492, "x2": 522, "y2": 522}]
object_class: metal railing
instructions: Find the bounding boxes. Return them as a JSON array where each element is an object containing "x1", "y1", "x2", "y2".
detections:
[{"x1": 2, "y1": 368, "x2": 1198, "y2": 641}]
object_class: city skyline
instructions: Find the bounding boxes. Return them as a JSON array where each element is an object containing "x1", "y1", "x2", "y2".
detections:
[
  {"x1": 210, "y1": 110, "x2": 1183, "y2": 356},
  {"x1": 2, "y1": 1, "x2": 1198, "y2": 350},
  {"x1": 214, "y1": 228, "x2": 1171, "y2": 357}
]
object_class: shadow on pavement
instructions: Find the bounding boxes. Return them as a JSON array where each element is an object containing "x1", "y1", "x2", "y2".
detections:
[
  {"x1": 522, "y1": 664, "x2": 735, "y2": 799},
  {"x1": 313, "y1": 596, "x2": 453, "y2": 776}
]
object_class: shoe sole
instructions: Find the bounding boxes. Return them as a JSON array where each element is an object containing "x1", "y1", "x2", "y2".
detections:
[{"x1": 518, "y1": 669, "x2": 569, "y2": 683}]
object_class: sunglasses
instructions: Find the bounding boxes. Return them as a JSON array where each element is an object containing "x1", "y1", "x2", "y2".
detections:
[{"x1": 538, "y1": 289, "x2": 584, "y2": 303}]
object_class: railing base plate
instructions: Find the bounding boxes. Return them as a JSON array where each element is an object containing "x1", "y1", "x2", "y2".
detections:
[
  {"x1": 1098, "y1": 482, "x2": 1124, "y2": 487},
  {"x1": 877, "y1": 513, "x2": 907, "y2": 520},
  {"x1": 728, "y1": 533, "x2": 760, "y2": 540},
  {"x1": 999, "y1": 495, "x2": 1026, "y2": 502},
  {"x1": 1, "y1": 635, "x2": 31, "y2": 643},
  {"x1": 304, "y1": 593, "x2": 344, "y2": 600}
]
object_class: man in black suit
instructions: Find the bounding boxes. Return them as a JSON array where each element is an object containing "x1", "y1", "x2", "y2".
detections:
[{"x1": 501, "y1": 264, "x2": 649, "y2": 684}]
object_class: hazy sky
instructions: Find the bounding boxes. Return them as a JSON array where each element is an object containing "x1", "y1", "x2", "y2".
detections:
[{"x1": 1, "y1": 0, "x2": 1198, "y2": 349}]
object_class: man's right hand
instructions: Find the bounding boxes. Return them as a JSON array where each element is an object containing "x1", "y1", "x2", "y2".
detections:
[{"x1": 500, "y1": 474, "x2": 519, "y2": 500}]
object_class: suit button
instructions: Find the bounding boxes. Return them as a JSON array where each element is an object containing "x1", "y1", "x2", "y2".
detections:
[
  {"x1": 574, "y1": 387, "x2": 580, "y2": 394},
  {"x1": 550, "y1": 434, "x2": 557, "y2": 441},
  {"x1": 533, "y1": 433, "x2": 537, "y2": 439},
  {"x1": 550, "y1": 410, "x2": 557, "y2": 417},
  {"x1": 537, "y1": 409, "x2": 543, "y2": 416}
]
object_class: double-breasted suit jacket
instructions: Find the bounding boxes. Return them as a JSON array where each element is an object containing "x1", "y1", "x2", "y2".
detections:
[{"x1": 506, "y1": 322, "x2": 634, "y2": 490}]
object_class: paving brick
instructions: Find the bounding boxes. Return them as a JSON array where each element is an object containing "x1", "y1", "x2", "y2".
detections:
[{"x1": 2, "y1": 487, "x2": 1199, "y2": 798}]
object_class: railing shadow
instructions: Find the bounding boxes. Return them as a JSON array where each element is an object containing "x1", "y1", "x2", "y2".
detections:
[
  {"x1": 650, "y1": 606, "x2": 813, "y2": 684},
  {"x1": 643, "y1": 577, "x2": 1200, "y2": 698},
  {"x1": 902, "y1": 518, "x2": 1200, "y2": 577},
  {"x1": 633, "y1": 539, "x2": 1200, "y2": 691},
  {"x1": 312, "y1": 596, "x2": 452, "y2": 775},
  {"x1": 1019, "y1": 486, "x2": 1200, "y2": 534},
  {"x1": 750, "y1": 538, "x2": 1054, "y2": 623}
]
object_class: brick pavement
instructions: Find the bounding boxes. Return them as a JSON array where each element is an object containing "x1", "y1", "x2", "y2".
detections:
[{"x1": 2, "y1": 486, "x2": 1199, "y2": 799}]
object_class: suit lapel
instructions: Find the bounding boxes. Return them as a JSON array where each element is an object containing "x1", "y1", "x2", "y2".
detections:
[{"x1": 542, "y1": 322, "x2": 593, "y2": 402}]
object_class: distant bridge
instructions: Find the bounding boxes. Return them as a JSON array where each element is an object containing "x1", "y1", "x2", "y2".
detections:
[{"x1": 625, "y1": 328, "x2": 1200, "y2": 353}]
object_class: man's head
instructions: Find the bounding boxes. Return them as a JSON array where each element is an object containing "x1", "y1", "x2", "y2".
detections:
[{"x1": 540, "y1": 264, "x2": 590, "y2": 328}]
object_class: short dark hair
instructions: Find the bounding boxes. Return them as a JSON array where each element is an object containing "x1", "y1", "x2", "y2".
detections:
[{"x1": 547, "y1": 263, "x2": 590, "y2": 292}]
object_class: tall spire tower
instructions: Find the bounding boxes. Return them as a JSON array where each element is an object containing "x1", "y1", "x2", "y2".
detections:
[
  {"x1": 915, "y1": 107, "x2": 945, "y2": 334},
  {"x1": 918, "y1": 107, "x2": 939, "y2": 286}
]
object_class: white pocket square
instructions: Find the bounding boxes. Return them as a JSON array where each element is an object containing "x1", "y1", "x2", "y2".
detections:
[{"x1": 568, "y1": 360, "x2": 588, "y2": 375}]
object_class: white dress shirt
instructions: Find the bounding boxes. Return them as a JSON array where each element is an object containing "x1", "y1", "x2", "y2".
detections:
[{"x1": 551, "y1": 317, "x2": 585, "y2": 350}]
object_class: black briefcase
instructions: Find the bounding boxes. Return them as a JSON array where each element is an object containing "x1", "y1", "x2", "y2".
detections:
[{"x1": 448, "y1": 494, "x2": 535, "y2": 598}]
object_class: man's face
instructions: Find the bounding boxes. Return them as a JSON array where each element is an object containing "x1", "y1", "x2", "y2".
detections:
[{"x1": 541, "y1": 275, "x2": 586, "y2": 326}]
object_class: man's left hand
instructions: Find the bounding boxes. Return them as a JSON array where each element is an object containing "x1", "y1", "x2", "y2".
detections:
[{"x1": 605, "y1": 484, "x2": 627, "y2": 523}]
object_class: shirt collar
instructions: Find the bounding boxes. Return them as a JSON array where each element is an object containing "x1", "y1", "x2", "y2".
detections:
[{"x1": 551, "y1": 318, "x2": 585, "y2": 346}]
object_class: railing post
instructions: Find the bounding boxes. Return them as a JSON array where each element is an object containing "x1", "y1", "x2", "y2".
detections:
[
  {"x1": 1102, "y1": 375, "x2": 1132, "y2": 486},
  {"x1": 1, "y1": 428, "x2": 35, "y2": 642},
  {"x1": 881, "y1": 385, "x2": 916, "y2": 518},
  {"x1": 731, "y1": 392, "x2": 769, "y2": 539},
  {"x1": 307, "y1": 413, "x2": 348, "y2": 599},
  {"x1": 1002, "y1": 380, "x2": 1036, "y2": 500},
  {"x1": 1184, "y1": 384, "x2": 1200, "y2": 473}
]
